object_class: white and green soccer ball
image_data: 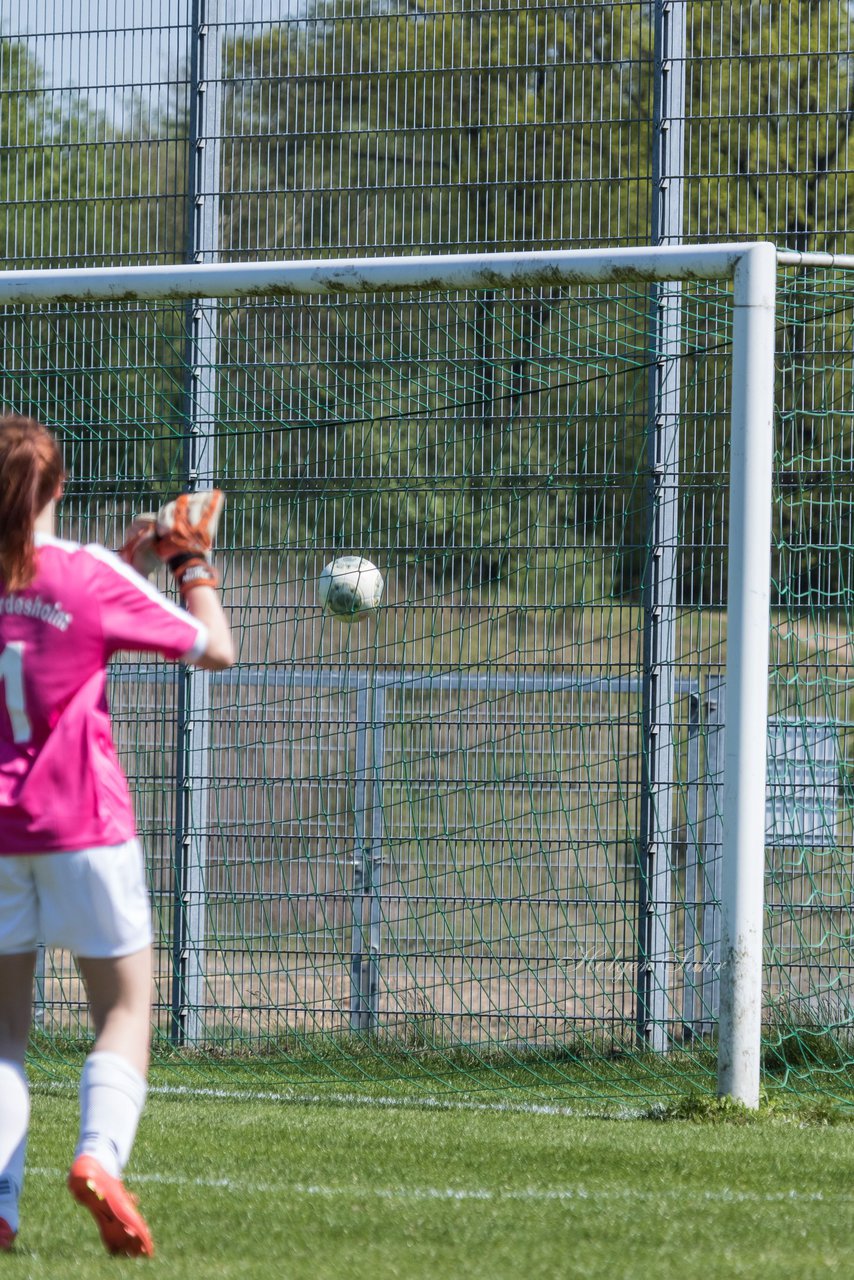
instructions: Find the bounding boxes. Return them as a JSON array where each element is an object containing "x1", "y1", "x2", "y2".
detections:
[{"x1": 318, "y1": 555, "x2": 384, "y2": 622}]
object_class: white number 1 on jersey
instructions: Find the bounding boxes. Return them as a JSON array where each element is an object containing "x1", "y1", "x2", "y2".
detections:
[{"x1": 0, "y1": 642, "x2": 32, "y2": 744}]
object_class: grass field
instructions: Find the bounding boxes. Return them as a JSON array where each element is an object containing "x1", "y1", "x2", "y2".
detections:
[{"x1": 5, "y1": 1069, "x2": 854, "y2": 1279}]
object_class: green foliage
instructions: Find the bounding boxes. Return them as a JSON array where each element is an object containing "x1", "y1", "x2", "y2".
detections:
[
  {"x1": 0, "y1": 38, "x2": 192, "y2": 495},
  {"x1": 213, "y1": 0, "x2": 854, "y2": 599},
  {"x1": 648, "y1": 1092, "x2": 762, "y2": 1124},
  {"x1": 763, "y1": 996, "x2": 854, "y2": 1076},
  {"x1": 792, "y1": 1096, "x2": 846, "y2": 1126},
  {"x1": 213, "y1": 3, "x2": 659, "y2": 587},
  {"x1": 686, "y1": 0, "x2": 854, "y2": 253},
  {"x1": 222, "y1": 2, "x2": 653, "y2": 255},
  {"x1": 0, "y1": 39, "x2": 186, "y2": 270},
  {"x1": 5, "y1": 5, "x2": 854, "y2": 597},
  {"x1": 647, "y1": 1088, "x2": 847, "y2": 1126},
  {"x1": 220, "y1": 0, "x2": 854, "y2": 256}
]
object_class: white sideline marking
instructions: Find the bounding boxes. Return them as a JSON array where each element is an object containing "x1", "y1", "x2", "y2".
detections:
[
  {"x1": 25, "y1": 1166, "x2": 843, "y2": 1205},
  {"x1": 31, "y1": 1078, "x2": 645, "y2": 1120}
]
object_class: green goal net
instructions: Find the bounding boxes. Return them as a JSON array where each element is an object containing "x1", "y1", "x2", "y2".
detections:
[{"x1": 3, "y1": 257, "x2": 852, "y2": 1109}]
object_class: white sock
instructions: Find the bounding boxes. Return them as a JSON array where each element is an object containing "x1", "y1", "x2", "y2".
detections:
[
  {"x1": 0, "y1": 1060, "x2": 29, "y2": 1233},
  {"x1": 75, "y1": 1051, "x2": 147, "y2": 1180}
]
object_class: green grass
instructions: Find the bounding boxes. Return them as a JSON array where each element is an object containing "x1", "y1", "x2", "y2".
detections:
[
  {"x1": 26, "y1": 1031, "x2": 854, "y2": 1114},
  {"x1": 28, "y1": 1034, "x2": 725, "y2": 1111},
  {"x1": 6, "y1": 1073, "x2": 854, "y2": 1279}
]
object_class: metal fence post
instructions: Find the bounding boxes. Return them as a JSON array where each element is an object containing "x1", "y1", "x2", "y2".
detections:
[
  {"x1": 33, "y1": 943, "x2": 46, "y2": 1031},
  {"x1": 350, "y1": 678, "x2": 384, "y2": 1031},
  {"x1": 682, "y1": 689, "x2": 702, "y2": 1034},
  {"x1": 637, "y1": 0, "x2": 687, "y2": 1051},
  {"x1": 171, "y1": 0, "x2": 223, "y2": 1045},
  {"x1": 699, "y1": 677, "x2": 725, "y2": 1033}
]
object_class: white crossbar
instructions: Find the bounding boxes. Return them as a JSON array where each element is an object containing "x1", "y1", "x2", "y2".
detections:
[{"x1": 0, "y1": 243, "x2": 765, "y2": 303}]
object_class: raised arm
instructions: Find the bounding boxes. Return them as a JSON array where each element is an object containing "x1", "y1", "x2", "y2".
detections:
[
  {"x1": 118, "y1": 490, "x2": 235, "y2": 671},
  {"x1": 183, "y1": 584, "x2": 234, "y2": 670}
]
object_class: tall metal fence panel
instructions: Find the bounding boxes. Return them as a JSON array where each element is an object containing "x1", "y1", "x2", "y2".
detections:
[{"x1": 2, "y1": 0, "x2": 854, "y2": 1099}]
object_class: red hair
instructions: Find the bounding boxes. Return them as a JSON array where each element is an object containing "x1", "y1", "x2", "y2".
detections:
[{"x1": 0, "y1": 415, "x2": 65, "y2": 591}]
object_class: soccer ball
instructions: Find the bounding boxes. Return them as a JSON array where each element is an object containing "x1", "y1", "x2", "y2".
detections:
[{"x1": 318, "y1": 556, "x2": 384, "y2": 621}]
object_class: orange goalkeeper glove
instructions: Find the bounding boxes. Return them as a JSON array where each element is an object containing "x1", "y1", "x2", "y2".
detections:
[
  {"x1": 154, "y1": 489, "x2": 225, "y2": 597},
  {"x1": 117, "y1": 514, "x2": 159, "y2": 578}
]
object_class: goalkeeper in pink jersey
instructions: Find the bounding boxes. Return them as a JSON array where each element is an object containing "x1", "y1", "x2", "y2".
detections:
[{"x1": 0, "y1": 414, "x2": 234, "y2": 1258}]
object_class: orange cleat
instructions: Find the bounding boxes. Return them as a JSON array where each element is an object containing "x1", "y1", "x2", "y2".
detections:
[
  {"x1": 67, "y1": 1155, "x2": 154, "y2": 1258},
  {"x1": 0, "y1": 1217, "x2": 15, "y2": 1252}
]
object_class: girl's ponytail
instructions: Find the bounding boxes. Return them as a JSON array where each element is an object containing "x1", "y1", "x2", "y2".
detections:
[{"x1": 0, "y1": 415, "x2": 64, "y2": 591}]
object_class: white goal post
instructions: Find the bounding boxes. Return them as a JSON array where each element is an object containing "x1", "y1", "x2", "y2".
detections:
[{"x1": 0, "y1": 242, "x2": 778, "y2": 1107}]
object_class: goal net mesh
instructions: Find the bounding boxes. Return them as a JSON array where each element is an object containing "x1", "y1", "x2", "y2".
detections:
[{"x1": 5, "y1": 267, "x2": 852, "y2": 1105}]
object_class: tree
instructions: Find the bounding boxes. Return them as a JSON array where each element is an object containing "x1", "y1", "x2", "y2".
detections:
[
  {"x1": 0, "y1": 39, "x2": 191, "y2": 500},
  {"x1": 681, "y1": 0, "x2": 854, "y2": 608},
  {"x1": 214, "y1": 4, "x2": 657, "y2": 595},
  {"x1": 4, "y1": 2, "x2": 854, "y2": 605}
]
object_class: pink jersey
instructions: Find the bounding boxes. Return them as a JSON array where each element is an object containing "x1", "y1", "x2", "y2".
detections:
[{"x1": 0, "y1": 533, "x2": 208, "y2": 854}]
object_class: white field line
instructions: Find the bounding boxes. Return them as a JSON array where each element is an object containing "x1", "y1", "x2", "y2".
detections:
[
  {"x1": 25, "y1": 1166, "x2": 846, "y2": 1205},
  {"x1": 30, "y1": 1078, "x2": 646, "y2": 1120}
]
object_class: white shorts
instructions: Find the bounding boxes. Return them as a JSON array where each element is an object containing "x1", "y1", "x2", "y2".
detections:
[{"x1": 0, "y1": 838, "x2": 154, "y2": 958}]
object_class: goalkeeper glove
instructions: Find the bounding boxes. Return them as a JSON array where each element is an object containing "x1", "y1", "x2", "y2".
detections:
[
  {"x1": 154, "y1": 489, "x2": 225, "y2": 597},
  {"x1": 117, "y1": 490, "x2": 225, "y2": 597},
  {"x1": 117, "y1": 514, "x2": 159, "y2": 578}
]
